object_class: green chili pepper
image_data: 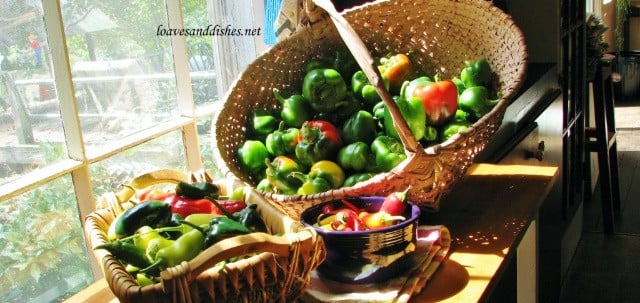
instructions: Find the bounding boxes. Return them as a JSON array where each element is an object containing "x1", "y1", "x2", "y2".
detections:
[
  {"x1": 337, "y1": 141, "x2": 374, "y2": 172},
  {"x1": 371, "y1": 135, "x2": 407, "y2": 172},
  {"x1": 265, "y1": 122, "x2": 300, "y2": 157},
  {"x1": 440, "y1": 120, "x2": 472, "y2": 141},
  {"x1": 143, "y1": 226, "x2": 206, "y2": 271},
  {"x1": 204, "y1": 216, "x2": 251, "y2": 247},
  {"x1": 250, "y1": 109, "x2": 278, "y2": 137},
  {"x1": 238, "y1": 140, "x2": 269, "y2": 174},
  {"x1": 458, "y1": 86, "x2": 501, "y2": 120},
  {"x1": 343, "y1": 172, "x2": 375, "y2": 187},
  {"x1": 94, "y1": 240, "x2": 152, "y2": 269},
  {"x1": 383, "y1": 96, "x2": 427, "y2": 141},
  {"x1": 265, "y1": 155, "x2": 303, "y2": 193},
  {"x1": 110, "y1": 201, "x2": 173, "y2": 240},
  {"x1": 302, "y1": 68, "x2": 348, "y2": 113},
  {"x1": 273, "y1": 89, "x2": 312, "y2": 128},
  {"x1": 341, "y1": 110, "x2": 377, "y2": 145},
  {"x1": 175, "y1": 181, "x2": 219, "y2": 199},
  {"x1": 460, "y1": 58, "x2": 493, "y2": 88}
]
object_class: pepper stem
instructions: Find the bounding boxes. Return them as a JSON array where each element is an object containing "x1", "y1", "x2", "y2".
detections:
[{"x1": 205, "y1": 196, "x2": 237, "y2": 220}]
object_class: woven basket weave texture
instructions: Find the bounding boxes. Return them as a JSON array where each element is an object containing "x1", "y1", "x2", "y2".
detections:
[{"x1": 213, "y1": 0, "x2": 527, "y2": 219}]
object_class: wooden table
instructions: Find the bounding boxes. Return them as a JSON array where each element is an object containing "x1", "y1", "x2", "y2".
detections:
[{"x1": 65, "y1": 164, "x2": 558, "y2": 303}]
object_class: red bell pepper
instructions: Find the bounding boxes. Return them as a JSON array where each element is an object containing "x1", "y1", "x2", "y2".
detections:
[{"x1": 402, "y1": 77, "x2": 458, "y2": 126}]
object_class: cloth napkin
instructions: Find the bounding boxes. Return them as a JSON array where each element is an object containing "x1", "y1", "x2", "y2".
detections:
[{"x1": 303, "y1": 225, "x2": 451, "y2": 303}]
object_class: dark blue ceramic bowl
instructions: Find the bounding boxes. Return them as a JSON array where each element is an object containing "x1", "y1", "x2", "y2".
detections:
[{"x1": 300, "y1": 197, "x2": 421, "y2": 284}]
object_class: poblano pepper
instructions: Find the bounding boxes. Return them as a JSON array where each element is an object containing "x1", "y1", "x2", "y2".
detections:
[
  {"x1": 204, "y1": 216, "x2": 251, "y2": 247},
  {"x1": 458, "y1": 86, "x2": 500, "y2": 120},
  {"x1": 302, "y1": 68, "x2": 348, "y2": 113},
  {"x1": 341, "y1": 110, "x2": 377, "y2": 145},
  {"x1": 109, "y1": 201, "x2": 173, "y2": 240},
  {"x1": 175, "y1": 181, "x2": 219, "y2": 199},
  {"x1": 371, "y1": 135, "x2": 407, "y2": 172},
  {"x1": 460, "y1": 58, "x2": 493, "y2": 88},
  {"x1": 383, "y1": 96, "x2": 427, "y2": 141},
  {"x1": 337, "y1": 141, "x2": 373, "y2": 172},
  {"x1": 295, "y1": 120, "x2": 343, "y2": 167},
  {"x1": 265, "y1": 122, "x2": 300, "y2": 157},
  {"x1": 232, "y1": 203, "x2": 267, "y2": 233},
  {"x1": 265, "y1": 155, "x2": 303, "y2": 194},
  {"x1": 94, "y1": 240, "x2": 152, "y2": 269},
  {"x1": 273, "y1": 89, "x2": 312, "y2": 128}
]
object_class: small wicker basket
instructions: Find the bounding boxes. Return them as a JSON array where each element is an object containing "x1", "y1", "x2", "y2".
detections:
[
  {"x1": 84, "y1": 169, "x2": 325, "y2": 303},
  {"x1": 212, "y1": 0, "x2": 527, "y2": 219}
]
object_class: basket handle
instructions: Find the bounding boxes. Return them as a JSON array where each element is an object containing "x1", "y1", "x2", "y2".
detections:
[
  {"x1": 186, "y1": 229, "x2": 316, "y2": 278},
  {"x1": 311, "y1": 0, "x2": 420, "y2": 153}
]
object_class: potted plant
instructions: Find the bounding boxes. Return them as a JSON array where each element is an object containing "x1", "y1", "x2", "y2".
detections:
[
  {"x1": 614, "y1": 0, "x2": 632, "y2": 53},
  {"x1": 586, "y1": 14, "x2": 609, "y2": 81}
]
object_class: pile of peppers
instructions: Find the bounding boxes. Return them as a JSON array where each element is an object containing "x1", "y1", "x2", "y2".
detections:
[
  {"x1": 313, "y1": 188, "x2": 411, "y2": 231},
  {"x1": 238, "y1": 51, "x2": 500, "y2": 195},
  {"x1": 96, "y1": 181, "x2": 268, "y2": 286}
]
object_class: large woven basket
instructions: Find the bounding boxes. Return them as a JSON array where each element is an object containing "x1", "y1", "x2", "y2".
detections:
[
  {"x1": 212, "y1": 0, "x2": 527, "y2": 219},
  {"x1": 84, "y1": 169, "x2": 325, "y2": 303}
]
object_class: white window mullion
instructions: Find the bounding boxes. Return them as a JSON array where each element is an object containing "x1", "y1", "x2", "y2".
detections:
[
  {"x1": 42, "y1": 0, "x2": 101, "y2": 279},
  {"x1": 166, "y1": 0, "x2": 203, "y2": 172}
]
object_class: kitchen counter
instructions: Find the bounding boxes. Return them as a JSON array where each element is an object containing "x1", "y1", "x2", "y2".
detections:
[{"x1": 65, "y1": 164, "x2": 558, "y2": 303}]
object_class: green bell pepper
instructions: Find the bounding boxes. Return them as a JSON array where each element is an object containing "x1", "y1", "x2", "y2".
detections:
[
  {"x1": 341, "y1": 110, "x2": 377, "y2": 145},
  {"x1": 460, "y1": 58, "x2": 493, "y2": 88},
  {"x1": 265, "y1": 155, "x2": 303, "y2": 193},
  {"x1": 308, "y1": 160, "x2": 345, "y2": 189},
  {"x1": 294, "y1": 120, "x2": 343, "y2": 167},
  {"x1": 371, "y1": 135, "x2": 407, "y2": 172},
  {"x1": 333, "y1": 49, "x2": 359, "y2": 81},
  {"x1": 238, "y1": 140, "x2": 269, "y2": 174},
  {"x1": 302, "y1": 68, "x2": 348, "y2": 113},
  {"x1": 273, "y1": 89, "x2": 312, "y2": 128},
  {"x1": 290, "y1": 172, "x2": 333, "y2": 195},
  {"x1": 458, "y1": 86, "x2": 500, "y2": 120},
  {"x1": 337, "y1": 141, "x2": 373, "y2": 172},
  {"x1": 343, "y1": 172, "x2": 375, "y2": 187},
  {"x1": 351, "y1": 70, "x2": 389, "y2": 108},
  {"x1": 256, "y1": 178, "x2": 274, "y2": 193},
  {"x1": 440, "y1": 120, "x2": 472, "y2": 141},
  {"x1": 383, "y1": 96, "x2": 427, "y2": 141},
  {"x1": 250, "y1": 109, "x2": 278, "y2": 137},
  {"x1": 265, "y1": 122, "x2": 300, "y2": 157},
  {"x1": 302, "y1": 57, "x2": 333, "y2": 74}
]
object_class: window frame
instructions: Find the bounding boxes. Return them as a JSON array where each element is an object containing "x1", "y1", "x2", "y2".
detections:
[{"x1": 0, "y1": 0, "x2": 266, "y2": 283}]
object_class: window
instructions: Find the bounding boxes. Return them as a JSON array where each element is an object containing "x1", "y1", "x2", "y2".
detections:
[{"x1": 0, "y1": 0, "x2": 264, "y2": 301}]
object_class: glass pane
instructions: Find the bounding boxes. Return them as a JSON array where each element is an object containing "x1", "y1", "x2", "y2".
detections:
[
  {"x1": 0, "y1": 175, "x2": 93, "y2": 303},
  {"x1": 90, "y1": 130, "x2": 186, "y2": 197},
  {"x1": 0, "y1": 1, "x2": 67, "y2": 185},
  {"x1": 61, "y1": 1, "x2": 179, "y2": 153},
  {"x1": 182, "y1": 0, "x2": 218, "y2": 110}
]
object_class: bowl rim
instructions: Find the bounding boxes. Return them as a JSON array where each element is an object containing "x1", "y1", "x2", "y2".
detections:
[{"x1": 299, "y1": 196, "x2": 421, "y2": 236}]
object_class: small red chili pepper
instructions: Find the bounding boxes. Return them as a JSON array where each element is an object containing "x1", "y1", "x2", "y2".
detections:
[
  {"x1": 331, "y1": 208, "x2": 363, "y2": 231},
  {"x1": 340, "y1": 199, "x2": 362, "y2": 213}
]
